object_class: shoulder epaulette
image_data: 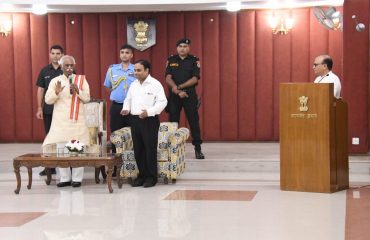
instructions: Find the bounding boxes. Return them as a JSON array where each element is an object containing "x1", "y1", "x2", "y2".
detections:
[
  {"x1": 189, "y1": 55, "x2": 199, "y2": 61},
  {"x1": 167, "y1": 55, "x2": 177, "y2": 60}
]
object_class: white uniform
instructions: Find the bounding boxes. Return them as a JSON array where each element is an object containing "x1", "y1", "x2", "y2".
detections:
[
  {"x1": 43, "y1": 74, "x2": 90, "y2": 183},
  {"x1": 314, "y1": 71, "x2": 341, "y2": 99}
]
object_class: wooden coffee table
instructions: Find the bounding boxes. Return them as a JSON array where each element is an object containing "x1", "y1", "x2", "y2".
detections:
[{"x1": 13, "y1": 153, "x2": 122, "y2": 194}]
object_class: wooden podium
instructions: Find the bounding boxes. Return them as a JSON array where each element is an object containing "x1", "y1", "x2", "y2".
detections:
[{"x1": 280, "y1": 83, "x2": 348, "y2": 193}]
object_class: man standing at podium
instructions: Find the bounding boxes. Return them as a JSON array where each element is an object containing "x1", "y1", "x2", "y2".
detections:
[{"x1": 313, "y1": 55, "x2": 341, "y2": 98}]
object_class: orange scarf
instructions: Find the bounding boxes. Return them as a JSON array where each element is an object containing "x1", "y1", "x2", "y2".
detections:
[{"x1": 69, "y1": 75, "x2": 85, "y2": 122}]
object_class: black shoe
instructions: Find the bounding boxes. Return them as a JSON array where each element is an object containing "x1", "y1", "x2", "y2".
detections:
[
  {"x1": 57, "y1": 181, "x2": 71, "y2": 187},
  {"x1": 195, "y1": 149, "x2": 205, "y2": 159},
  {"x1": 143, "y1": 178, "x2": 157, "y2": 188},
  {"x1": 39, "y1": 168, "x2": 56, "y2": 176},
  {"x1": 131, "y1": 178, "x2": 144, "y2": 187},
  {"x1": 71, "y1": 182, "x2": 81, "y2": 188}
]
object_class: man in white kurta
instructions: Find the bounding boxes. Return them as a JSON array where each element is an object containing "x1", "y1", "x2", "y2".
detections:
[
  {"x1": 313, "y1": 55, "x2": 342, "y2": 99},
  {"x1": 43, "y1": 55, "x2": 90, "y2": 188}
]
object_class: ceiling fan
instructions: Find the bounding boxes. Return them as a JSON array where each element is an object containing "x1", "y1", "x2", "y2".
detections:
[{"x1": 313, "y1": 6, "x2": 343, "y2": 31}]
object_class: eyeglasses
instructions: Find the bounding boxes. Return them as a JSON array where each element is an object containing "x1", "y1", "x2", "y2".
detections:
[{"x1": 313, "y1": 63, "x2": 323, "y2": 67}]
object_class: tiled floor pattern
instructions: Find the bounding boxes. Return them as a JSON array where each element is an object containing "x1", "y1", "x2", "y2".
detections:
[
  {"x1": 0, "y1": 143, "x2": 369, "y2": 240},
  {"x1": 164, "y1": 190, "x2": 257, "y2": 201},
  {"x1": 0, "y1": 212, "x2": 46, "y2": 227},
  {"x1": 345, "y1": 187, "x2": 370, "y2": 240}
]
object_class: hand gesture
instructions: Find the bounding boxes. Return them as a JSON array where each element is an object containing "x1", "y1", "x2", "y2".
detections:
[
  {"x1": 120, "y1": 109, "x2": 129, "y2": 116},
  {"x1": 178, "y1": 91, "x2": 189, "y2": 98},
  {"x1": 139, "y1": 109, "x2": 148, "y2": 119},
  {"x1": 70, "y1": 83, "x2": 79, "y2": 94},
  {"x1": 172, "y1": 86, "x2": 181, "y2": 95},
  {"x1": 55, "y1": 81, "x2": 65, "y2": 95}
]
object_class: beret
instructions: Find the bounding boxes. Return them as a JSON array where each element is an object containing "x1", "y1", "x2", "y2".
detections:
[{"x1": 176, "y1": 38, "x2": 191, "y2": 46}]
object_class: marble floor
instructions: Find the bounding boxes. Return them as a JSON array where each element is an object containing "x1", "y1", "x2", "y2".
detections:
[{"x1": 0, "y1": 143, "x2": 369, "y2": 240}]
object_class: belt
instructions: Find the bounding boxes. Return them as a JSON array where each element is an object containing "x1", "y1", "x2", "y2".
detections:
[
  {"x1": 130, "y1": 114, "x2": 157, "y2": 119},
  {"x1": 112, "y1": 101, "x2": 123, "y2": 105}
]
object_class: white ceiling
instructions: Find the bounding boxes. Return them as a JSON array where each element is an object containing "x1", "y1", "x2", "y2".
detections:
[{"x1": 1, "y1": 0, "x2": 344, "y2": 13}]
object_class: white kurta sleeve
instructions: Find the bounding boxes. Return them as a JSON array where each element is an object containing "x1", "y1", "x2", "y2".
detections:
[
  {"x1": 45, "y1": 78, "x2": 60, "y2": 105},
  {"x1": 77, "y1": 78, "x2": 90, "y2": 103}
]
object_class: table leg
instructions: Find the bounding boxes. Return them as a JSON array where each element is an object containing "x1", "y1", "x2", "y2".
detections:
[
  {"x1": 95, "y1": 168, "x2": 100, "y2": 184},
  {"x1": 117, "y1": 162, "x2": 123, "y2": 189},
  {"x1": 27, "y1": 167, "x2": 32, "y2": 189},
  {"x1": 13, "y1": 161, "x2": 21, "y2": 194},
  {"x1": 107, "y1": 165, "x2": 113, "y2": 193},
  {"x1": 45, "y1": 168, "x2": 52, "y2": 185}
]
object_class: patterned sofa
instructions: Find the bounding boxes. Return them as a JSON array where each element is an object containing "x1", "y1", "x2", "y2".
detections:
[{"x1": 110, "y1": 122, "x2": 189, "y2": 184}]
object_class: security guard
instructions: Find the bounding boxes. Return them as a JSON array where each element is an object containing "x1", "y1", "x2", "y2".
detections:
[
  {"x1": 165, "y1": 38, "x2": 205, "y2": 159},
  {"x1": 36, "y1": 44, "x2": 64, "y2": 176},
  {"x1": 104, "y1": 44, "x2": 136, "y2": 160}
]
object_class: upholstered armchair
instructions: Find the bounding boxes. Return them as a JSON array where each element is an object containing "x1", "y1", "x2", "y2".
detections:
[{"x1": 110, "y1": 122, "x2": 189, "y2": 184}]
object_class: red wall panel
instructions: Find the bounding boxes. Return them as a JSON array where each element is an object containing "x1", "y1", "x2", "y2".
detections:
[
  {"x1": 255, "y1": 10, "x2": 274, "y2": 140},
  {"x1": 343, "y1": 0, "x2": 369, "y2": 153},
  {"x1": 116, "y1": 13, "x2": 127, "y2": 54},
  {"x1": 30, "y1": 14, "x2": 48, "y2": 141},
  {"x1": 13, "y1": 14, "x2": 33, "y2": 141},
  {"x1": 99, "y1": 14, "x2": 117, "y2": 134},
  {"x1": 0, "y1": 14, "x2": 15, "y2": 141},
  {"x1": 220, "y1": 12, "x2": 238, "y2": 140},
  {"x1": 202, "y1": 12, "x2": 221, "y2": 140},
  {"x1": 48, "y1": 14, "x2": 66, "y2": 50},
  {"x1": 65, "y1": 14, "x2": 83, "y2": 73},
  {"x1": 185, "y1": 12, "x2": 203, "y2": 135},
  {"x1": 272, "y1": 10, "x2": 292, "y2": 139},
  {"x1": 237, "y1": 11, "x2": 256, "y2": 140},
  {"x1": 82, "y1": 14, "x2": 101, "y2": 99},
  {"x1": 291, "y1": 8, "x2": 310, "y2": 83},
  {"x1": 151, "y1": 13, "x2": 168, "y2": 123}
]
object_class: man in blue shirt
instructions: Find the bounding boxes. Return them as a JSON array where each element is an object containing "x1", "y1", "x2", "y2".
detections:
[{"x1": 104, "y1": 44, "x2": 135, "y2": 163}]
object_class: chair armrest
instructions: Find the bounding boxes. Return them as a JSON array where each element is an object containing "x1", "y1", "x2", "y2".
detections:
[
  {"x1": 168, "y1": 128, "x2": 190, "y2": 159},
  {"x1": 169, "y1": 128, "x2": 190, "y2": 146},
  {"x1": 110, "y1": 127, "x2": 132, "y2": 153}
]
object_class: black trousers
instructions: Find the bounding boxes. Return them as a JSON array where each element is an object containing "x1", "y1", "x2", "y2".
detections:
[
  {"x1": 43, "y1": 113, "x2": 55, "y2": 171},
  {"x1": 130, "y1": 115, "x2": 159, "y2": 180},
  {"x1": 168, "y1": 92, "x2": 202, "y2": 148},
  {"x1": 110, "y1": 102, "x2": 130, "y2": 153},
  {"x1": 43, "y1": 113, "x2": 52, "y2": 134}
]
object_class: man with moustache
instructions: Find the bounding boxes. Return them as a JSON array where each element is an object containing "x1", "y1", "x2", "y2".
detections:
[{"x1": 43, "y1": 55, "x2": 91, "y2": 188}]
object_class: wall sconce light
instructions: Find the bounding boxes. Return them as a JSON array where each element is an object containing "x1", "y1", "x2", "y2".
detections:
[
  {"x1": 0, "y1": 18, "x2": 12, "y2": 37},
  {"x1": 269, "y1": 15, "x2": 294, "y2": 35}
]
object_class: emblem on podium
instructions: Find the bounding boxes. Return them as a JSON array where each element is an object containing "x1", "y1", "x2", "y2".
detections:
[{"x1": 299, "y1": 96, "x2": 309, "y2": 112}]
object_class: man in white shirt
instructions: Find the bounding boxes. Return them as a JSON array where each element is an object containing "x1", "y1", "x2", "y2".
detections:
[
  {"x1": 313, "y1": 55, "x2": 341, "y2": 98},
  {"x1": 121, "y1": 60, "x2": 167, "y2": 188}
]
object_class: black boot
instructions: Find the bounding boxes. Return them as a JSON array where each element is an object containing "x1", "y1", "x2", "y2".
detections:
[{"x1": 195, "y1": 146, "x2": 205, "y2": 159}]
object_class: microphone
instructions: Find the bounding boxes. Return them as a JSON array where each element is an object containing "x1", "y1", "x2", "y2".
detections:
[{"x1": 69, "y1": 74, "x2": 73, "y2": 95}]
